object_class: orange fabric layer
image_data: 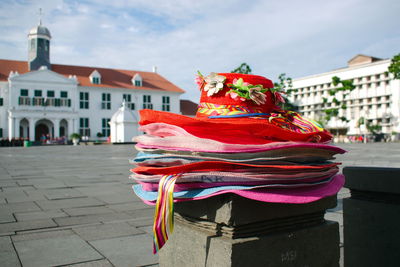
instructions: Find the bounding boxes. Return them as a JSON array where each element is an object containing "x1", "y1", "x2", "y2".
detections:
[{"x1": 139, "y1": 110, "x2": 332, "y2": 144}]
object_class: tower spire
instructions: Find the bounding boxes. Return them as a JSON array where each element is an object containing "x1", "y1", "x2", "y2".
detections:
[{"x1": 38, "y1": 8, "x2": 43, "y2": 25}]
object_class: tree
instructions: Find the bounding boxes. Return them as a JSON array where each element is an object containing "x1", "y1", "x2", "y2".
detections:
[
  {"x1": 358, "y1": 116, "x2": 382, "y2": 135},
  {"x1": 273, "y1": 73, "x2": 298, "y2": 111},
  {"x1": 231, "y1": 63, "x2": 252, "y2": 74},
  {"x1": 388, "y1": 53, "x2": 400, "y2": 80},
  {"x1": 321, "y1": 76, "x2": 355, "y2": 124}
]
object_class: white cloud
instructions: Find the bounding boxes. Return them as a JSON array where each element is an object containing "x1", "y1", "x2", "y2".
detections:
[{"x1": 0, "y1": 0, "x2": 399, "y2": 102}]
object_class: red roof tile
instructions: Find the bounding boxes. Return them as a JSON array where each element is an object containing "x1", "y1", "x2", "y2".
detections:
[{"x1": 0, "y1": 59, "x2": 185, "y2": 93}]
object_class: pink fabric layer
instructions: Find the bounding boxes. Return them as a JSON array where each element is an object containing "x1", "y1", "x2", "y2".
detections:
[
  {"x1": 134, "y1": 135, "x2": 346, "y2": 154},
  {"x1": 139, "y1": 123, "x2": 195, "y2": 138},
  {"x1": 137, "y1": 174, "x2": 335, "y2": 191},
  {"x1": 139, "y1": 174, "x2": 345, "y2": 204},
  {"x1": 139, "y1": 122, "x2": 276, "y2": 145}
]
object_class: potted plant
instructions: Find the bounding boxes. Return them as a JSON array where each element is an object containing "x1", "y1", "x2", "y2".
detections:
[
  {"x1": 70, "y1": 133, "x2": 81, "y2": 146},
  {"x1": 95, "y1": 132, "x2": 104, "y2": 145}
]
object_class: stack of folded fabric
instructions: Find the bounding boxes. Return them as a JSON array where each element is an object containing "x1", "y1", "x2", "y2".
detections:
[{"x1": 130, "y1": 72, "x2": 346, "y2": 253}]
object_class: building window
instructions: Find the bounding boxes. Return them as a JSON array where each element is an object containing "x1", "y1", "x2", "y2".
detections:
[
  {"x1": 32, "y1": 98, "x2": 44, "y2": 106},
  {"x1": 79, "y1": 118, "x2": 90, "y2": 137},
  {"x1": 132, "y1": 74, "x2": 143, "y2": 86},
  {"x1": 80, "y1": 92, "x2": 89, "y2": 109},
  {"x1": 102, "y1": 118, "x2": 111, "y2": 137},
  {"x1": 59, "y1": 91, "x2": 70, "y2": 107},
  {"x1": 143, "y1": 95, "x2": 153, "y2": 109},
  {"x1": 33, "y1": 90, "x2": 44, "y2": 106},
  {"x1": 34, "y1": 90, "x2": 42, "y2": 97},
  {"x1": 162, "y1": 96, "x2": 170, "y2": 111},
  {"x1": 46, "y1": 91, "x2": 56, "y2": 106},
  {"x1": 92, "y1": 77, "x2": 100, "y2": 84},
  {"x1": 123, "y1": 94, "x2": 135, "y2": 110},
  {"x1": 47, "y1": 90, "x2": 55, "y2": 97},
  {"x1": 20, "y1": 89, "x2": 29, "y2": 96},
  {"x1": 19, "y1": 89, "x2": 31, "y2": 105},
  {"x1": 102, "y1": 93, "x2": 111, "y2": 109},
  {"x1": 123, "y1": 94, "x2": 131, "y2": 102}
]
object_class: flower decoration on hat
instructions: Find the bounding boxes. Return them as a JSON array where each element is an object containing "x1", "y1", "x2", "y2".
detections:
[
  {"x1": 195, "y1": 72, "x2": 226, "y2": 96},
  {"x1": 195, "y1": 71, "x2": 205, "y2": 90},
  {"x1": 203, "y1": 72, "x2": 226, "y2": 96},
  {"x1": 274, "y1": 91, "x2": 285, "y2": 104},
  {"x1": 226, "y1": 78, "x2": 268, "y2": 105}
]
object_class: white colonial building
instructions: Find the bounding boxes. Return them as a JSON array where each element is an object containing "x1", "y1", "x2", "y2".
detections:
[
  {"x1": 0, "y1": 22, "x2": 184, "y2": 142},
  {"x1": 290, "y1": 55, "x2": 400, "y2": 140}
]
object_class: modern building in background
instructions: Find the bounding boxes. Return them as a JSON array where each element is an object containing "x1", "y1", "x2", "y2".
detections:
[
  {"x1": 0, "y1": 22, "x2": 184, "y2": 142},
  {"x1": 290, "y1": 55, "x2": 400, "y2": 141}
]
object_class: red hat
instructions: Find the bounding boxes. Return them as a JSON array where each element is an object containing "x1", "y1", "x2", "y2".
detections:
[{"x1": 139, "y1": 72, "x2": 332, "y2": 143}]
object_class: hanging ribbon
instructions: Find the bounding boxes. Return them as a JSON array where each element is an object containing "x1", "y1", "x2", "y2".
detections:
[{"x1": 152, "y1": 174, "x2": 181, "y2": 254}]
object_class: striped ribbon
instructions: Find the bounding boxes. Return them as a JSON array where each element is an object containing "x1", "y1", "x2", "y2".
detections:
[
  {"x1": 152, "y1": 174, "x2": 181, "y2": 254},
  {"x1": 197, "y1": 103, "x2": 264, "y2": 116},
  {"x1": 197, "y1": 102, "x2": 324, "y2": 134},
  {"x1": 267, "y1": 111, "x2": 325, "y2": 134}
]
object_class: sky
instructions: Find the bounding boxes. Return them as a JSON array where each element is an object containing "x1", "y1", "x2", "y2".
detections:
[{"x1": 0, "y1": 0, "x2": 399, "y2": 102}]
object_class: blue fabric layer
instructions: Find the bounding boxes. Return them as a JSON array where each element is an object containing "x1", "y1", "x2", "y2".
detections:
[{"x1": 131, "y1": 151, "x2": 202, "y2": 163}]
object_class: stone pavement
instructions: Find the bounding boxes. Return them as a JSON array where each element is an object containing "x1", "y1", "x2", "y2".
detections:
[{"x1": 0, "y1": 142, "x2": 399, "y2": 267}]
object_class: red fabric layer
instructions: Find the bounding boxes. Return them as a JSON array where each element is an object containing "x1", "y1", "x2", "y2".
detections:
[
  {"x1": 132, "y1": 161, "x2": 339, "y2": 175},
  {"x1": 139, "y1": 110, "x2": 332, "y2": 144}
]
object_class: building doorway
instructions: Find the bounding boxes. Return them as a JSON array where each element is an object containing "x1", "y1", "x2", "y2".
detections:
[
  {"x1": 35, "y1": 119, "x2": 53, "y2": 141},
  {"x1": 35, "y1": 124, "x2": 49, "y2": 141},
  {"x1": 59, "y1": 119, "x2": 68, "y2": 138}
]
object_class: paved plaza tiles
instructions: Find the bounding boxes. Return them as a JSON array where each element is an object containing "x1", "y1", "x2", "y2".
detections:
[{"x1": 0, "y1": 143, "x2": 399, "y2": 266}]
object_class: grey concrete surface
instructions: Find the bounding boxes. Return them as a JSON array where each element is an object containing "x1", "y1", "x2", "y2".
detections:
[{"x1": 0, "y1": 143, "x2": 398, "y2": 266}]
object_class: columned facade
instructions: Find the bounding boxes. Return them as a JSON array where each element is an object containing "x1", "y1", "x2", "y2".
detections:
[
  {"x1": 0, "y1": 22, "x2": 184, "y2": 142},
  {"x1": 5, "y1": 108, "x2": 76, "y2": 141}
]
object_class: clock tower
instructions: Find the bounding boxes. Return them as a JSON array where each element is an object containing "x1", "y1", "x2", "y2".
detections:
[{"x1": 28, "y1": 18, "x2": 51, "y2": 71}]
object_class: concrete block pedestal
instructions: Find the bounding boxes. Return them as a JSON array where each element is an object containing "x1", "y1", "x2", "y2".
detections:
[
  {"x1": 343, "y1": 167, "x2": 400, "y2": 267},
  {"x1": 159, "y1": 194, "x2": 340, "y2": 267}
]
